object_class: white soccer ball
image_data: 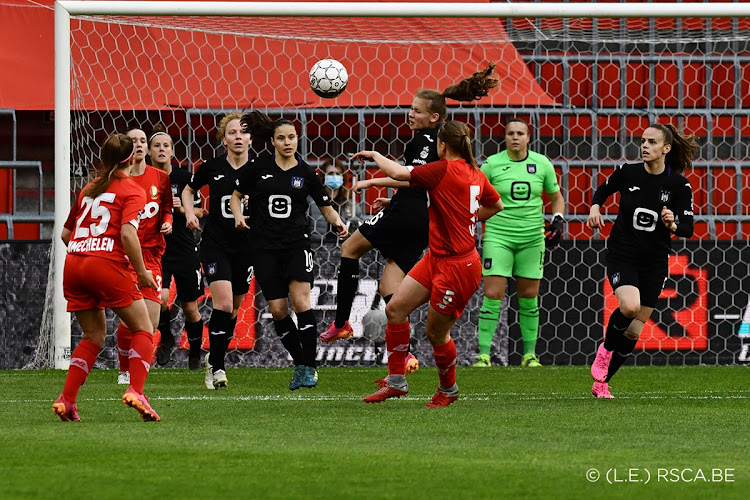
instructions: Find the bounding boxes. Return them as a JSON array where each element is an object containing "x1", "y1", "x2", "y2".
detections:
[{"x1": 309, "y1": 59, "x2": 349, "y2": 98}]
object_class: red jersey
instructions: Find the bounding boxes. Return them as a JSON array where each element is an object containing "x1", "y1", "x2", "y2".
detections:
[
  {"x1": 129, "y1": 165, "x2": 173, "y2": 253},
  {"x1": 409, "y1": 158, "x2": 500, "y2": 256},
  {"x1": 64, "y1": 176, "x2": 146, "y2": 264}
]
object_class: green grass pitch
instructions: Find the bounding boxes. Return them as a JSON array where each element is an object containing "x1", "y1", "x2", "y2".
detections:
[{"x1": 0, "y1": 365, "x2": 747, "y2": 499}]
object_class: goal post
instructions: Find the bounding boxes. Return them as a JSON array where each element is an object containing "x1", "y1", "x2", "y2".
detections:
[{"x1": 44, "y1": 1, "x2": 750, "y2": 370}]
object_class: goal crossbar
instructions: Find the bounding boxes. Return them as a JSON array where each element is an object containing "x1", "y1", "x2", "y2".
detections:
[{"x1": 59, "y1": 1, "x2": 750, "y2": 19}]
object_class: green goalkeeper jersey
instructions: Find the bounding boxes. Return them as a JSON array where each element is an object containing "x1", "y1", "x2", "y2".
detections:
[{"x1": 481, "y1": 150, "x2": 560, "y2": 244}]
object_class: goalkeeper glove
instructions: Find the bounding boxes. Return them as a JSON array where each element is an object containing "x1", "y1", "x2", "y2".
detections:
[{"x1": 544, "y1": 213, "x2": 564, "y2": 250}]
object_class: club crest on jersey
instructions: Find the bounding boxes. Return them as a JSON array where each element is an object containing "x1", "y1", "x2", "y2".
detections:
[
  {"x1": 612, "y1": 272, "x2": 620, "y2": 285},
  {"x1": 420, "y1": 146, "x2": 430, "y2": 159},
  {"x1": 149, "y1": 185, "x2": 158, "y2": 200},
  {"x1": 527, "y1": 164, "x2": 537, "y2": 174},
  {"x1": 484, "y1": 258, "x2": 492, "y2": 270},
  {"x1": 291, "y1": 176, "x2": 304, "y2": 189},
  {"x1": 207, "y1": 262, "x2": 217, "y2": 276},
  {"x1": 659, "y1": 189, "x2": 672, "y2": 203}
]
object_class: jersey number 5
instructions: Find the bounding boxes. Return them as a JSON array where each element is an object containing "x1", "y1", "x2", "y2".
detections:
[{"x1": 74, "y1": 193, "x2": 115, "y2": 238}]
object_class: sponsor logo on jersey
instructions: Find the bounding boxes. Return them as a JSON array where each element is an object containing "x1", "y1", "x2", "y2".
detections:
[
  {"x1": 484, "y1": 258, "x2": 492, "y2": 270},
  {"x1": 214, "y1": 175, "x2": 224, "y2": 181},
  {"x1": 423, "y1": 134, "x2": 434, "y2": 143},
  {"x1": 149, "y1": 185, "x2": 158, "y2": 200},
  {"x1": 659, "y1": 189, "x2": 672, "y2": 203},
  {"x1": 527, "y1": 164, "x2": 536, "y2": 174},
  {"x1": 291, "y1": 176, "x2": 304, "y2": 189},
  {"x1": 628, "y1": 186, "x2": 641, "y2": 192},
  {"x1": 261, "y1": 174, "x2": 273, "y2": 180}
]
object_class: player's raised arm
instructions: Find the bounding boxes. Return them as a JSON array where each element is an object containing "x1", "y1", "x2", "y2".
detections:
[
  {"x1": 352, "y1": 177, "x2": 410, "y2": 192},
  {"x1": 351, "y1": 151, "x2": 412, "y2": 181}
]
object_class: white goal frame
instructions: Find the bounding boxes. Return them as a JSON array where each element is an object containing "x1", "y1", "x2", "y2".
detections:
[{"x1": 52, "y1": 1, "x2": 750, "y2": 368}]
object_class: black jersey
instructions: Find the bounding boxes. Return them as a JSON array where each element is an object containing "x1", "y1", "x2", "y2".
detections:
[
  {"x1": 592, "y1": 162, "x2": 694, "y2": 263},
  {"x1": 389, "y1": 127, "x2": 440, "y2": 208},
  {"x1": 188, "y1": 155, "x2": 252, "y2": 251},
  {"x1": 236, "y1": 154, "x2": 331, "y2": 251},
  {"x1": 163, "y1": 166, "x2": 200, "y2": 264}
]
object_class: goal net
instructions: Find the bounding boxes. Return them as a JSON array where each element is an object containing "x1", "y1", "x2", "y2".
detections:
[{"x1": 32, "y1": 1, "x2": 750, "y2": 369}]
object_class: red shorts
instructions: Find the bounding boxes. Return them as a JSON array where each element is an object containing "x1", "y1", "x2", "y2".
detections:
[
  {"x1": 130, "y1": 248, "x2": 163, "y2": 303},
  {"x1": 408, "y1": 249, "x2": 482, "y2": 319},
  {"x1": 64, "y1": 254, "x2": 142, "y2": 311}
]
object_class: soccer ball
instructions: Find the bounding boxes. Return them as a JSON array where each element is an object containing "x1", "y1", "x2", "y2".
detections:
[
  {"x1": 362, "y1": 309, "x2": 388, "y2": 344},
  {"x1": 309, "y1": 59, "x2": 349, "y2": 98}
]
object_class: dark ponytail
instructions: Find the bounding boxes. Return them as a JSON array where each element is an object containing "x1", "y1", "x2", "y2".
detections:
[
  {"x1": 84, "y1": 133, "x2": 134, "y2": 198},
  {"x1": 650, "y1": 123, "x2": 699, "y2": 174},
  {"x1": 438, "y1": 121, "x2": 478, "y2": 169},
  {"x1": 241, "y1": 111, "x2": 296, "y2": 146},
  {"x1": 416, "y1": 63, "x2": 500, "y2": 123}
]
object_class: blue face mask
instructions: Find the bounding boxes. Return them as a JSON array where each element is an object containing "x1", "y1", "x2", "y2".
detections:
[{"x1": 325, "y1": 174, "x2": 344, "y2": 190}]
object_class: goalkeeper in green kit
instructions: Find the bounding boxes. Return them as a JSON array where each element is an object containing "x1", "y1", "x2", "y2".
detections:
[{"x1": 474, "y1": 118, "x2": 565, "y2": 367}]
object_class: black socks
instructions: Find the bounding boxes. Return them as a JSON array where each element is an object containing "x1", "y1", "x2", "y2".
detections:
[{"x1": 334, "y1": 257, "x2": 360, "y2": 328}]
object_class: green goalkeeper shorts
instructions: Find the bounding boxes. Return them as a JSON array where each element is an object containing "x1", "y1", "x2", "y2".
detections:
[{"x1": 481, "y1": 238, "x2": 545, "y2": 280}]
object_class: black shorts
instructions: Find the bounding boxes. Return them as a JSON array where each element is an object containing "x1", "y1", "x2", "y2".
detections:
[
  {"x1": 162, "y1": 258, "x2": 204, "y2": 303},
  {"x1": 200, "y1": 241, "x2": 253, "y2": 295},
  {"x1": 357, "y1": 203, "x2": 428, "y2": 274},
  {"x1": 253, "y1": 247, "x2": 314, "y2": 301},
  {"x1": 606, "y1": 254, "x2": 667, "y2": 308}
]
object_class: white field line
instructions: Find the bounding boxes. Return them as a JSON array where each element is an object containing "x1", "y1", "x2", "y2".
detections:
[{"x1": 4, "y1": 389, "x2": 749, "y2": 404}]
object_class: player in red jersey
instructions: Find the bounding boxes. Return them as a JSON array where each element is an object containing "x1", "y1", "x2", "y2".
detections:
[
  {"x1": 114, "y1": 127, "x2": 173, "y2": 385},
  {"x1": 53, "y1": 133, "x2": 161, "y2": 422},
  {"x1": 352, "y1": 121, "x2": 503, "y2": 407}
]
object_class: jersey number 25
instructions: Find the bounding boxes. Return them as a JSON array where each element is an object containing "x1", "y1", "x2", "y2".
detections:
[{"x1": 74, "y1": 193, "x2": 115, "y2": 238}]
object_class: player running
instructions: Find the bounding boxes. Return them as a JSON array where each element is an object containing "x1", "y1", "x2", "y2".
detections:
[
  {"x1": 116, "y1": 127, "x2": 173, "y2": 385},
  {"x1": 587, "y1": 123, "x2": 697, "y2": 398},
  {"x1": 353, "y1": 121, "x2": 503, "y2": 407},
  {"x1": 53, "y1": 133, "x2": 161, "y2": 422},
  {"x1": 182, "y1": 112, "x2": 254, "y2": 389},
  {"x1": 231, "y1": 112, "x2": 347, "y2": 390}
]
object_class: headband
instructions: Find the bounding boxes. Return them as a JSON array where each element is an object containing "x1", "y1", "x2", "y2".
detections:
[
  {"x1": 148, "y1": 131, "x2": 170, "y2": 144},
  {"x1": 119, "y1": 143, "x2": 135, "y2": 164}
]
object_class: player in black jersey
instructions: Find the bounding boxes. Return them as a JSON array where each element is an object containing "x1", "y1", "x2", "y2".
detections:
[
  {"x1": 587, "y1": 123, "x2": 698, "y2": 398},
  {"x1": 231, "y1": 112, "x2": 347, "y2": 391},
  {"x1": 182, "y1": 112, "x2": 254, "y2": 390},
  {"x1": 147, "y1": 125, "x2": 206, "y2": 370},
  {"x1": 321, "y1": 64, "x2": 500, "y2": 360}
]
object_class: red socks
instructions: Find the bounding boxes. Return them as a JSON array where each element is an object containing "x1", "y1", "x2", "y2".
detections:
[
  {"x1": 116, "y1": 322, "x2": 133, "y2": 372},
  {"x1": 385, "y1": 321, "x2": 411, "y2": 376},
  {"x1": 433, "y1": 338, "x2": 457, "y2": 389},
  {"x1": 128, "y1": 330, "x2": 154, "y2": 394},
  {"x1": 62, "y1": 340, "x2": 100, "y2": 402}
]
